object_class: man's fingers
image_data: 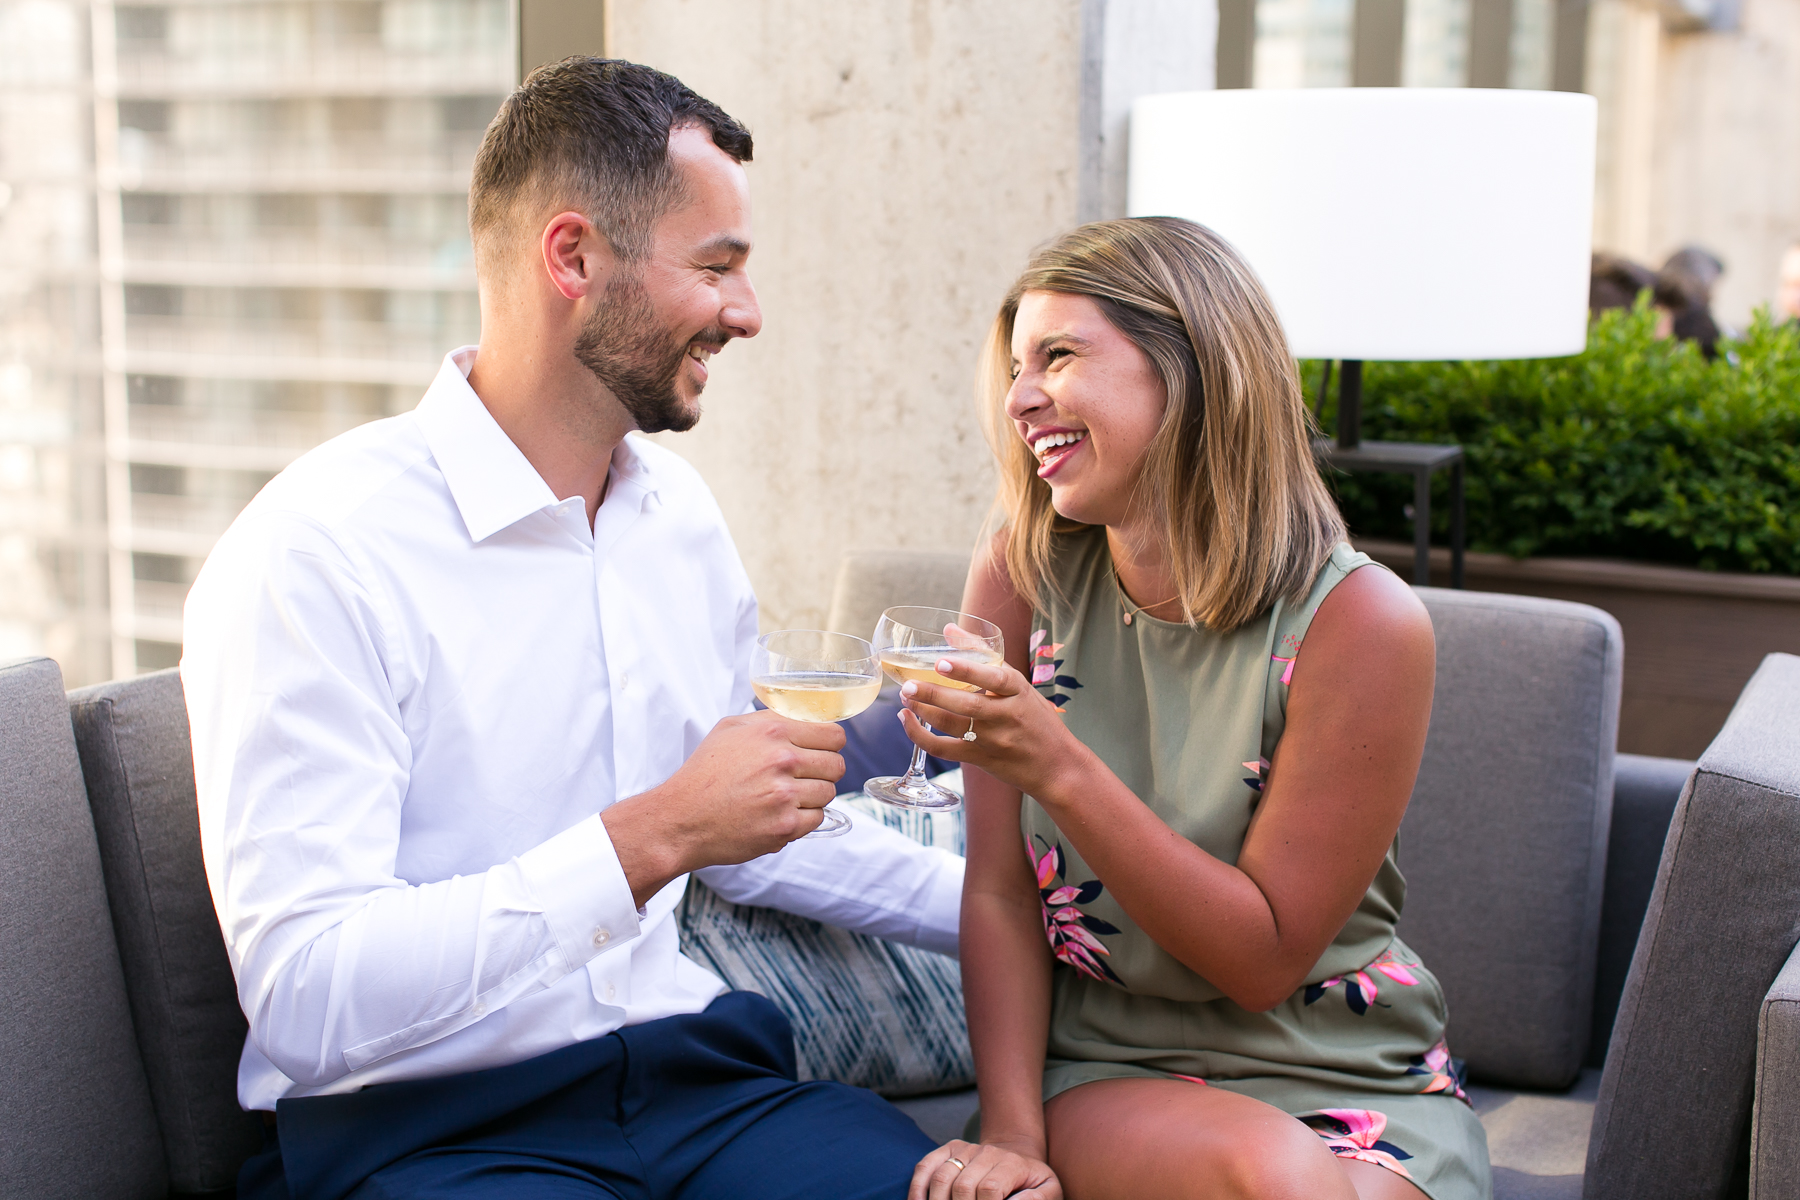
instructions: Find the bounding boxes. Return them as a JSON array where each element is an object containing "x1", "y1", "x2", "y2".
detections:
[
  {"x1": 788, "y1": 778, "x2": 838, "y2": 810},
  {"x1": 779, "y1": 715, "x2": 849, "y2": 751},
  {"x1": 789, "y1": 747, "x2": 846, "y2": 783}
]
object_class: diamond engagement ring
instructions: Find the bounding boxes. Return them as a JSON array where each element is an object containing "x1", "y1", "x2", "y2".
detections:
[{"x1": 963, "y1": 720, "x2": 977, "y2": 742}]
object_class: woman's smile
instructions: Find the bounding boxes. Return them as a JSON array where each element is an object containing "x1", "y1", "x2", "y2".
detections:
[{"x1": 1031, "y1": 428, "x2": 1089, "y2": 479}]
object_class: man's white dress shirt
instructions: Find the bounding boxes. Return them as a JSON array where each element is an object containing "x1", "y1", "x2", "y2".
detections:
[{"x1": 183, "y1": 347, "x2": 963, "y2": 1111}]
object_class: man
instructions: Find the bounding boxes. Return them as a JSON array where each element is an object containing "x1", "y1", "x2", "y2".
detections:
[{"x1": 182, "y1": 59, "x2": 958, "y2": 1200}]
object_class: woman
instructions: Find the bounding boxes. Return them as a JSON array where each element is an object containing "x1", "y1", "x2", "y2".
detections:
[{"x1": 899, "y1": 219, "x2": 1490, "y2": 1200}]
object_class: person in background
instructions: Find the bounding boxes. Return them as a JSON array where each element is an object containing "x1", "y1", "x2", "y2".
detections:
[
  {"x1": 1653, "y1": 246, "x2": 1725, "y2": 359},
  {"x1": 1775, "y1": 242, "x2": 1800, "y2": 324},
  {"x1": 1590, "y1": 251, "x2": 1655, "y2": 313}
]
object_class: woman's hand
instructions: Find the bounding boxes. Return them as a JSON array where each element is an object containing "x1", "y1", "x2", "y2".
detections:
[
  {"x1": 909, "y1": 1139, "x2": 1062, "y2": 1200},
  {"x1": 894, "y1": 654, "x2": 1089, "y2": 800}
]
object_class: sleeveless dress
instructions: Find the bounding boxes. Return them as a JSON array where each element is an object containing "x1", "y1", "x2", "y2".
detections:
[{"x1": 1020, "y1": 531, "x2": 1491, "y2": 1200}]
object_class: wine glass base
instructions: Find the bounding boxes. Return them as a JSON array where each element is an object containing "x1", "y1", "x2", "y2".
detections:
[
  {"x1": 864, "y1": 774, "x2": 963, "y2": 811},
  {"x1": 802, "y1": 807, "x2": 853, "y2": 838}
]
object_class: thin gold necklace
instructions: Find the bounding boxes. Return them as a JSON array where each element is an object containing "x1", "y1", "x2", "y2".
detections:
[{"x1": 1111, "y1": 562, "x2": 1179, "y2": 626}]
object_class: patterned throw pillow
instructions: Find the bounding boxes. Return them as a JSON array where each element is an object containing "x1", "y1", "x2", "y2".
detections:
[{"x1": 675, "y1": 771, "x2": 973, "y2": 1097}]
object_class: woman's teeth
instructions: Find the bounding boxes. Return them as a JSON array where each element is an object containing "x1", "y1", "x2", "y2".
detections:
[{"x1": 1032, "y1": 431, "x2": 1086, "y2": 459}]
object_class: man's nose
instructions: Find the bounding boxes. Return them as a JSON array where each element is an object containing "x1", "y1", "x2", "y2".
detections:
[{"x1": 723, "y1": 272, "x2": 762, "y2": 340}]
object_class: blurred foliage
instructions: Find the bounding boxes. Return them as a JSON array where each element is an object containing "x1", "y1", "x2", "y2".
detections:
[{"x1": 1303, "y1": 303, "x2": 1800, "y2": 575}]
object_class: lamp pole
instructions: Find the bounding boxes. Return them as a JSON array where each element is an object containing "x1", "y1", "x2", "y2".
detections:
[{"x1": 1335, "y1": 359, "x2": 1363, "y2": 449}]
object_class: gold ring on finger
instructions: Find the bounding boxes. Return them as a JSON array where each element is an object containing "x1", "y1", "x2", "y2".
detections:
[
  {"x1": 962, "y1": 719, "x2": 977, "y2": 742},
  {"x1": 948, "y1": 1157, "x2": 967, "y2": 1170}
]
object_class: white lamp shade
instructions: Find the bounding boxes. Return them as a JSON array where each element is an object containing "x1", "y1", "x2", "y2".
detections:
[{"x1": 1128, "y1": 88, "x2": 1597, "y2": 361}]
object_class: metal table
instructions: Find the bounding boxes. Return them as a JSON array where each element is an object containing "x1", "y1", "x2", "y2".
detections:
[{"x1": 1315, "y1": 439, "x2": 1466, "y2": 587}]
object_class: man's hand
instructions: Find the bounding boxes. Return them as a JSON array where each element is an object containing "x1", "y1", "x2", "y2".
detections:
[{"x1": 602, "y1": 710, "x2": 847, "y2": 907}]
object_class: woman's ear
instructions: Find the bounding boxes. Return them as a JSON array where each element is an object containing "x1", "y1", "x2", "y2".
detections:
[{"x1": 540, "y1": 210, "x2": 614, "y2": 302}]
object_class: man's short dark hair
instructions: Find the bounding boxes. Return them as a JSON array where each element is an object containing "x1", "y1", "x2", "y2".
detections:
[{"x1": 469, "y1": 58, "x2": 753, "y2": 265}]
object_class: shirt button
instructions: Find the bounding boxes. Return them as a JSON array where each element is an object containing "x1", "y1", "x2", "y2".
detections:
[
  {"x1": 605, "y1": 982, "x2": 617, "y2": 1002},
  {"x1": 593, "y1": 927, "x2": 610, "y2": 947},
  {"x1": 619, "y1": 671, "x2": 630, "y2": 690},
  {"x1": 473, "y1": 1001, "x2": 487, "y2": 1016}
]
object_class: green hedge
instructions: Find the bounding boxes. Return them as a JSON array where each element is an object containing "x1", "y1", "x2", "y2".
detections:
[{"x1": 1304, "y1": 305, "x2": 1800, "y2": 575}]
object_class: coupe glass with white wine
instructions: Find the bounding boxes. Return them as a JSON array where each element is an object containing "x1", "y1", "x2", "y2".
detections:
[
  {"x1": 750, "y1": 630, "x2": 882, "y2": 838},
  {"x1": 865, "y1": 606, "x2": 1004, "y2": 811}
]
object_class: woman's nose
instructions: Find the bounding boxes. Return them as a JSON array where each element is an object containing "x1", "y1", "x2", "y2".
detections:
[{"x1": 1005, "y1": 378, "x2": 1048, "y2": 422}]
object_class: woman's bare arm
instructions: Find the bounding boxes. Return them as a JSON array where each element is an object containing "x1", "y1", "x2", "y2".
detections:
[
  {"x1": 957, "y1": 540, "x2": 1057, "y2": 1153},
  {"x1": 909, "y1": 535, "x2": 1064, "y2": 1200},
  {"x1": 899, "y1": 564, "x2": 1435, "y2": 1012}
]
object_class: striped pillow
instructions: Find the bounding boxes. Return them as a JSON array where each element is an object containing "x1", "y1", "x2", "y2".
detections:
[{"x1": 676, "y1": 771, "x2": 972, "y2": 1097}]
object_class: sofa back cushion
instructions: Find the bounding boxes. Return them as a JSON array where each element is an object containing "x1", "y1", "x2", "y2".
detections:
[
  {"x1": 826, "y1": 550, "x2": 971, "y2": 642},
  {"x1": 69, "y1": 668, "x2": 263, "y2": 1193},
  {"x1": 1398, "y1": 589, "x2": 1622, "y2": 1090},
  {"x1": 1586, "y1": 652, "x2": 1800, "y2": 1200},
  {"x1": 0, "y1": 657, "x2": 166, "y2": 1198}
]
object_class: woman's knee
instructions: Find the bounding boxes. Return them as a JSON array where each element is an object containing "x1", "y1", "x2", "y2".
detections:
[
  {"x1": 1048, "y1": 1082, "x2": 1356, "y2": 1200},
  {"x1": 1207, "y1": 1115, "x2": 1355, "y2": 1200}
]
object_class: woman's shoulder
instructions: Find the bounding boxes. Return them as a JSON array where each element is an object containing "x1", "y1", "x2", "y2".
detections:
[
  {"x1": 1276, "y1": 544, "x2": 1426, "y2": 657},
  {"x1": 1301, "y1": 547, "x2": 1432, "y2": 660}
]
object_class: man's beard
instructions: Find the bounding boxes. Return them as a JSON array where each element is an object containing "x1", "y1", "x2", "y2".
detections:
[{"x1": 572, "y1": 270, "x2": 724, "y2": 435}]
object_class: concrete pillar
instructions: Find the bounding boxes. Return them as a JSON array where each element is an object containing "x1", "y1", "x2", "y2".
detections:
[{"x1": 602, "y1": 1, "x2": 1212, "y2": 630}]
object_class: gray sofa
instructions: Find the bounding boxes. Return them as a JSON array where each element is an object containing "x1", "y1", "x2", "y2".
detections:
[{"x1": 0, "y1": 551, "x2": 1795, "y2": 1198}]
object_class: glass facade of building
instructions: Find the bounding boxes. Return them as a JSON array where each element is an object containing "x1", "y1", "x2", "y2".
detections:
[{"x1": 0, "y1": 0, "x2": 511, "y2": 684}]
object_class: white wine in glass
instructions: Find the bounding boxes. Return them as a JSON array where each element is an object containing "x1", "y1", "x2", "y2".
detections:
[
  {"x1": 866, "y1": 606, "x2": 1005, "y2": 811},
  {"x1": 750, "y1": 630, "x2": 882, "y2": 838}
]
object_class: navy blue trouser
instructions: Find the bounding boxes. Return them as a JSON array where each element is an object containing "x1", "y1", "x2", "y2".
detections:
[{"x1": 239, "y1": 991, "x2": 936, "y2": 1200}]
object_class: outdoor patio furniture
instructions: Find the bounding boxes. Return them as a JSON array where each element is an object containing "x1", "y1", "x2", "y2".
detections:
[{"x1": 0, "y1": 561, "x2": 1795, "y2": 1198}]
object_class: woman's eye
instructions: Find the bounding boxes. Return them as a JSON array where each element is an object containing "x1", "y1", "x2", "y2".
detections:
[{"x1": 1046, "y1": 348, "x2": 1071, "y2": 364}]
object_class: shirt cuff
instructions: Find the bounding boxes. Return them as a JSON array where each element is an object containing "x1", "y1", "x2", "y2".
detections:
[
  {"x1": 515, "y1": 812, "x2": 642, "y2": 971},
  {"x1": 914, "y1": 850, "x2": 965, "y2": 958}
]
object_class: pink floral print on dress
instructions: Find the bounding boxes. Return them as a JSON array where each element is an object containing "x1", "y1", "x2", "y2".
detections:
[
  {"x1": 1029, "y1": 630, "x2": 1078, "y2": 710},
  {"x1": 1406, "y1": 1039, "x2": 1470, "y2": 1101},
  {"x1": 1303, "y1": 1109, "x2": 1416, "y2": 1180},
  {"x1": 1028, "y1": 833, "x2": 1122, "y2": 985},
  {"x1": 1304, "y1": 946, "x2": 1421, "y2": 1015}
]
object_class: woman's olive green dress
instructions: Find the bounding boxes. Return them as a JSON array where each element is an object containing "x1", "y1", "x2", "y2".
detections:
[{"x1": 1020, "y1": 531, "x2": 1490, "y2": 1200}]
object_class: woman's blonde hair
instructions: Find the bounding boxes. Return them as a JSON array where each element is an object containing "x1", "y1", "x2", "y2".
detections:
[{"x1": 982, "y1": 217, "x2": 1346, "y2": 632}]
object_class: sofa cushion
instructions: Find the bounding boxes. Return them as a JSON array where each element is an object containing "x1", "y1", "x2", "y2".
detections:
[
  {"x1": 0, "y1": 657, "x2": 166, "y2": 1198},
  {"x1": 69, "y1": 668, "x2": 263, "y2": 1194},
  {"x1": 677, "y1": 774, "x2": 974, "y2": 1098},
  {"x1": 825, "y1": 550, "x2": 972, "y2": 644},
  {"x1": 1754, "y1": 938, "x2": 1800, "y2": 1199},
  {"x1": 1586, "y1": 652, "x2": 1800, "y2": 1200},
  {"x1": 1398, "y1": 589, "x2": 1622, "y2": 1089},
  {"x1": 1588, "y1": 753, "x2": 1693, "y2": 1066}
]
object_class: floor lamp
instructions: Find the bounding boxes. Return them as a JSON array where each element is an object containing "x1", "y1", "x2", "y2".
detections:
[{"x1": 1128, "y1": 87, "x2": 1596, "y2": 587}]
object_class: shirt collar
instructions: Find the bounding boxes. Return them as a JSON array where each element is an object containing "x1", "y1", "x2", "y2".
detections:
[{"x1": 416, "y1": 347, "x2": 664, "y2": 543}]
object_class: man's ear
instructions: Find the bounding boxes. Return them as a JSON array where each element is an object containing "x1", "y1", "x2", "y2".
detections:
[{"x1": 540, "y1": 211, "x2": 613, "y2": 302}]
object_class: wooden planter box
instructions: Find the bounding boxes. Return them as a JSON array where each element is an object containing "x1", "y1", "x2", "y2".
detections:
[{"x1": 1358, "y1": 540, "x2": 1800, "y2": 760}]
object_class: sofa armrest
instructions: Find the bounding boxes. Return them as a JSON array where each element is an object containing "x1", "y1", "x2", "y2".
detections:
[{"x1": 1754, "y1": 938, "x2": 1800, "y2": 1200}]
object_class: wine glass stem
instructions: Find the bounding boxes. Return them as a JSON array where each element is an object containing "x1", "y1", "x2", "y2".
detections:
[{"x1": 902, "y1": 742, "x2": 930, "y2": 783}]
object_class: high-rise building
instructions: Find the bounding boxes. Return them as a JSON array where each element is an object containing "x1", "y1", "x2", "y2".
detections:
[
  {"x1": 0, "y1": 0, "x2": 511, "y2": 685},
  {"x1": 0, "y1": 0, "x2": 111, "y2": 686}
]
